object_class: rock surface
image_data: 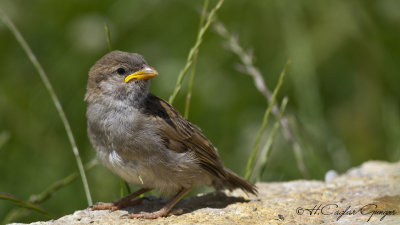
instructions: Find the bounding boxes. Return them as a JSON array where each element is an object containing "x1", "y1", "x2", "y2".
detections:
[{"x1": 12, "y1": 161, "x2": 400, "y2": 225}]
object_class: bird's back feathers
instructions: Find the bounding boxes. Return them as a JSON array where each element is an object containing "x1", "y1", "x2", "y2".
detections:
[{"x1": 140, "y1": 94, "x2": 257, "y2": 195}]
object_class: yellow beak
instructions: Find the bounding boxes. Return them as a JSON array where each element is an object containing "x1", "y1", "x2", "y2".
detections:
[{"x1": 125, "y1": 66, "x2": 158, "y2": 83}]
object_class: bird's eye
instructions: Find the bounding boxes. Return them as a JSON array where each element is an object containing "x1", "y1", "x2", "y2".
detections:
[{"x1": 116, "y1": 68, "x2": 126, "y2": 75}]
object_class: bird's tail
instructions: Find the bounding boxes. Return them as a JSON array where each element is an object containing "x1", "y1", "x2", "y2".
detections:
[{"x1": 213, "y1": 168, "x2": 258, "y2": 195}]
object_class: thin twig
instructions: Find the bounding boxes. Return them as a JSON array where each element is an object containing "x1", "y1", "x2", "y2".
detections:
[
  {"x1": 214, "y1": 20, "x2": 310, "y2": 178},
  {"x1": 245, "y1": 61, "x2": 290, "y2": 180},
  {"x1": 184, "y1": 0, "x2": 210, "y2": 118},
  {"x1": 0, "y1": 10, "x2": 93, "y2": 205},
  {"x1": 169, "y1": 0, "x2": 224, "y2": 105}
]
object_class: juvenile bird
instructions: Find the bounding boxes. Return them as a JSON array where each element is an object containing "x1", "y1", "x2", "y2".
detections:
[{"x1": 85, "y1": 50, "x2": 257, "y2": 219}]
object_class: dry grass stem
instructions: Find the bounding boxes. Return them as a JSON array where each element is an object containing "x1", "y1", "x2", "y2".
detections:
[
  {"x1": 214, "y1": 20, "x2": 309, "y2": 178},
  {"x1": 244, "y1": 61, "x2": 290, "y2": 180}
]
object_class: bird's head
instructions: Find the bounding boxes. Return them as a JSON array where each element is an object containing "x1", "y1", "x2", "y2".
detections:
[{"x1": 85, "y1": 50, "x2": 158, "y2": 104}]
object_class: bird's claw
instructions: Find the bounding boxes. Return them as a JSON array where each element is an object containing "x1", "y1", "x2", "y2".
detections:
[{"x1": 91, "y1": 197, "x2": 146, "y2": 212}]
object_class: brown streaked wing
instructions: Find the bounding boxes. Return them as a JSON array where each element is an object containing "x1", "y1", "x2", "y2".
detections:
[{"x1": 141, "y1": 94, "x2": 226, "y2": 179}]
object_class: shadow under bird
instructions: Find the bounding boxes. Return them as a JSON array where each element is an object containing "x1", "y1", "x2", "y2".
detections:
[{"x1": 85, "y1": 50, "x2": 257, "y2": 219}]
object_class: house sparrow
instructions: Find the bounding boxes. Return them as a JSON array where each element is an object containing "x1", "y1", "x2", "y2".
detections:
[{"x1": 85, "y1": 50, "x2": 257, "y2": 219}]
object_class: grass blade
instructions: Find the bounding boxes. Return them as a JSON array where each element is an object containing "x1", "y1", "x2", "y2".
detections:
[
  {"x1": 2, "y1": 159, "x2": 98, "y2": 224},
  {"x1": 0, "y1": 193, "x2": 54, "y2": 218},
  {"x1": 169, "y1": 0, "x2": 224, "y2": 105},
  {"x1": 29, "y1": 159, "x2": 98, "y2": 204},
  {"x1": 214, "y1": 20, "x2": 309, "y2": 178},
  {"x1": 250, "y1": 97, "x2": 288, "y2": 182},
  {"x1": 104, "y1": 23, "x2": 112, "y2": 52},
  {"x1": 0, "y1": 10, "x2": 93, "y2": 205},
  {"x1": 184, "y1": 0, "x2": 210, "y2": 118},
  {"x1": 244, "y1": 61, "x2": 290, "y2": 180}
]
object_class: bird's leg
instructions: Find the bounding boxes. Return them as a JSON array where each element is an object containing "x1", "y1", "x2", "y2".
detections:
[
  {"x1": 128, "y1": 186, "x2": 192, "y2": 219},
  {"x1": 91, "y1": 188, "x2": 151, "y2": 211}
]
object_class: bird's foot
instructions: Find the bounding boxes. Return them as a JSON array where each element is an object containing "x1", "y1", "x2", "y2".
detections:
[
  {"x1": 123, "y1": 187, "x2": 191, "y2": 219},
  {"x1": 91, "y1": 198, "x2": 145, "y2": 211}
]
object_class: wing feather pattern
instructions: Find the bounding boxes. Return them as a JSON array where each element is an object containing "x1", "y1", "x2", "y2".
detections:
[{"x1": 140, "y1": 94, "x2": 226, "y2": 179}]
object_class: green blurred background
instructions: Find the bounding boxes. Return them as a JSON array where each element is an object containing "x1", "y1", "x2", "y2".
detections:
[{"x1": 1, "y1": 0, "x2": 399, "y2": 223}]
